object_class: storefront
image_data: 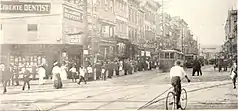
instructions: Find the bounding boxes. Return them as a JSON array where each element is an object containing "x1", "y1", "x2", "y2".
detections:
[{"x1": 115, "y1": 36, "x2": 130, "y2": 60}]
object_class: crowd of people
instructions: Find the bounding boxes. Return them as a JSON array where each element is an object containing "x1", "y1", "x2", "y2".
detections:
[{"x1": 0, "y1": 58, "x2": 159, "y2": 94}]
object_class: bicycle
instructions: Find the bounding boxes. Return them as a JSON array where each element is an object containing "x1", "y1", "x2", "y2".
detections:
[{"x1": 165, "y1": 87, "x2": 187, "y2": 110}]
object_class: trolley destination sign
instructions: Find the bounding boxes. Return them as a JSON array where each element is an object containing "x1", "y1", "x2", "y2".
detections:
[{"x1": 0, "y1": 1, "x2": 51, "y2": 14}]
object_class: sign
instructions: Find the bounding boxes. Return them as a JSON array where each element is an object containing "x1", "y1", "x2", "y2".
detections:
[
  {"x1": 68, "y1": 34, "x2": 82, "y2": 44},
  {"x1": 63, "y1": 7, "x2": 83, "y2": 22},
  {"x1": 0, "y1": 1, "x2": 51, "y2": 14},
  {"x1": 83, "y1": 50, "x2": 88, "y2": 55}
]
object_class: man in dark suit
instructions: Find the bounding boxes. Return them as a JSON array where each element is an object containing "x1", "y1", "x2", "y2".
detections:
[
  {"x1": 192, "y1": 57, "x2": 201, "y2": 76},
  {"x1": 22, "y1": 67, "x2": 31, "y2": 91}
]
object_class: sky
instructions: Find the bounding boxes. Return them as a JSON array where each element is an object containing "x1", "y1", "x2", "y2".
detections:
[{"x1": 156, "y1": 0, "x2": 237, "y2": 46}]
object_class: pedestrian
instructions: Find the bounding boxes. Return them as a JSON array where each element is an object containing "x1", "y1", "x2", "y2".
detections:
[
  {"x1": 95, "y1": 60, "x2": 102, "y2": 80},
  {"x1": 32, "y1": 64, "x2": 37, "y2": 80},
  {"x1": 101, "y1": 62, "x2": 107, "y2": 80},
  {"x1": 123, "y1": 59, "x2": 128, "y2": 75},
  {"x1": 199, "y1": 62, "x2": 203, "y2": 76},
  {"x1": 87, "y1": 65, "x2": 93, "y2": 80},
  {"x1": 0, "y1": 63, "x2": 11, "y2": 94},
  {"x1": 13, "y1": 66, "x2": 20, "y2": 86},
  {"x1": 52, "y1": 62, "x2": 63, "y2": 89},
  {"x1": 38, "y1": 65, "x2": 46, "y2": 85},
  {"x1": 230, "y1": 60, "x2": 237, "y2": 89},
  {"x1": 60, "y1": 62, "x2": 68, "y2": 81},
  {"x1": 128, "y1": 60, "x2": 133, "y2": 74},
  {"x1": 192, "y1": 56, "x2": 201, "y2": 76},
  {"x1": 119, "y1": 60, "x2": 123, "y2": 71},
  {"x1": 108, "y1": 61, "x2": 114, "y2": 78},
  {"x1": 22, "y1": 67, "x2": 31, "y2": 91},
  {"x1": 78, "y1": 66, "x2": 87, "y2": 85},
  {"x1": 115, "y1": 60, "x2": 120, "y2": 76},
  {"x1": 70, "y1": 65, "x2": 77, "y2": 82},
  {"x1": 133, "y1": 60, "x2": 138, "y2": 73},
  {"x1": 7, "y1": 64, "x2": 14, "y2": 86}
]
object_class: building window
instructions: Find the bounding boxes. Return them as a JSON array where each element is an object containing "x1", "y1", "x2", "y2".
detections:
[{"x1": 27, "y1": 24, "x2": 38, "y2": 31}]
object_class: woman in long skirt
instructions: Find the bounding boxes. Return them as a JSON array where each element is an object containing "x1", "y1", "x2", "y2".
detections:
[
  {"x1": 52, "y1": 62, "x2": 63, "y2": 89},
  {"x1": 38, "y1": 65, "x2": 46, "y2": 85},
  {"x1": 60, "y1": 63, "x2": 68, "y2": 81}
]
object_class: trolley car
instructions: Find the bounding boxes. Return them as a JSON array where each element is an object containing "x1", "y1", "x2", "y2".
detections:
[{"x1": 158, "y1": 50, "x2": 185, "y2": 72}]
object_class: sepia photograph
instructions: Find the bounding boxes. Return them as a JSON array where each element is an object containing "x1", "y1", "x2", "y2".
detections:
[{"x1": 0, "y1": 0, "x2": 237, "y2": 110}]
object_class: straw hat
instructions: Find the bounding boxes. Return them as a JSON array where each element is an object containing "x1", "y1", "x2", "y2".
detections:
[{"x1": 53, "y1": 62, "x2": 58, "y2": 66}]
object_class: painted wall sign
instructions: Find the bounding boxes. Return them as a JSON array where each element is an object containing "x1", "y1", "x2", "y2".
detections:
[
  {"x1": 0, "y1": 1, "x2": 51, "y2": 14},
  {"x1": 63, "y1": 7, "x2": 83, "y2": 22}
]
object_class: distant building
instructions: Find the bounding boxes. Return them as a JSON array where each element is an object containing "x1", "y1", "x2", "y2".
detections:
[
  {"x1": 224, "y1": 9, "x2": 237, "y2": 59},
  {"x1": 200, "y1": 45, "x2": 221, "y2": 60}
]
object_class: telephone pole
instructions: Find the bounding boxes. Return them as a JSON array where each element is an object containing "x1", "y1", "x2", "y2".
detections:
[
  {"x1": 181, "y1": 28, "x2": 184, "y2": 53},
  {"x1": 83, "y1": 0, "x2": 88, "y2": 67},
  {"x1": 162, "y1": 0, "x2": 164, "y2": 46}
]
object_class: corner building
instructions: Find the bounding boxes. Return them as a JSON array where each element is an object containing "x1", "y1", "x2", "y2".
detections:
[{"x1": 0, "y1": 0, "x2": 85, "y2": 77}]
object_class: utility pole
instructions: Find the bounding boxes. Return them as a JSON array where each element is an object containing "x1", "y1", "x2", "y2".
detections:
[
  {"x1": 83, "y1": 0, "x2": 88, "y2": 67},
  {"x1": 161, "y1": 0, "x2": 164, "y2": 49},
  {"x1": 196, "y1": 35, "x2": 199, "y2": 55},
  {"x1": 181, "y1": 28, "x2": 184, "y2": 53}
]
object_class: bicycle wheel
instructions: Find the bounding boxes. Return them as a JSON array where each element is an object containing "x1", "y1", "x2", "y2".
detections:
[
  {"x1": 166, "y1": 91, "x2": 176, "y2": 110},
  {"x1": 180, "y1": 88, "x2": 187, "y2": 110}
]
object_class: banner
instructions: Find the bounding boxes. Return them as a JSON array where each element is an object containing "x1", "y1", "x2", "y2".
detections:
[{"x1": 0, "y1": 1, "x2": 51, "y2": 14}]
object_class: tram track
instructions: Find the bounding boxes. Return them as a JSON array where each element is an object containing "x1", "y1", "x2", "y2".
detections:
[
  {"x1": 137, "y1": 81, "x2": 232, "y2": 110},
  {"x1": 44, "y1": 71, "x2": 158, "y2": 110}
]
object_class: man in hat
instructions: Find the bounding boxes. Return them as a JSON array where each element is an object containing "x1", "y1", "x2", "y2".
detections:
[{"x1": 22, "y1": 67, "x2": 31, "y2": 91}]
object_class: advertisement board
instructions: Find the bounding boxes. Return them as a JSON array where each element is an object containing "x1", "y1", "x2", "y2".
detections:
[
  {"x1": 0, "y1": 1, "x2": 51, "y2": 14},
  {"x1": 63, "y1": 7, "x2": 83, "y2": 22}
]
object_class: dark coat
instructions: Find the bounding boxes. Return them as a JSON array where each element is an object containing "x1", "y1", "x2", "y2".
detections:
[
  {"x1": 0, "y1": 67, "x2": 11, "y2": 81},
  {"x1": 23, "y1": 70, "x2": 31, "y2": 82},
  {"x1": 193, "y1": 60, "x2": 201, "y2": 70}
]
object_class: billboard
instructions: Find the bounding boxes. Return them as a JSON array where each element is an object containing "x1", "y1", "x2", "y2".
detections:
[{"x1": 0, "y1": 1, "x2": 51, "y2": 14}]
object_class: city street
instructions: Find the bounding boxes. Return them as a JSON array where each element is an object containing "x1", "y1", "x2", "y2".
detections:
[{"x1": 0, "y1": 65, "x2": 237, "y2": 110}]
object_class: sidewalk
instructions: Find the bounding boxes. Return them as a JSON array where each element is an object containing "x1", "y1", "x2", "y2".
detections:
[{"x1": 0, "y1": 69, "x2": 159, "y2": 88}]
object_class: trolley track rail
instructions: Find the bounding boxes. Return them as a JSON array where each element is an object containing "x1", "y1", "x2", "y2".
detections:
[{"x1": 138, "y1": 81, "x2": 232, "y2": 110}]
